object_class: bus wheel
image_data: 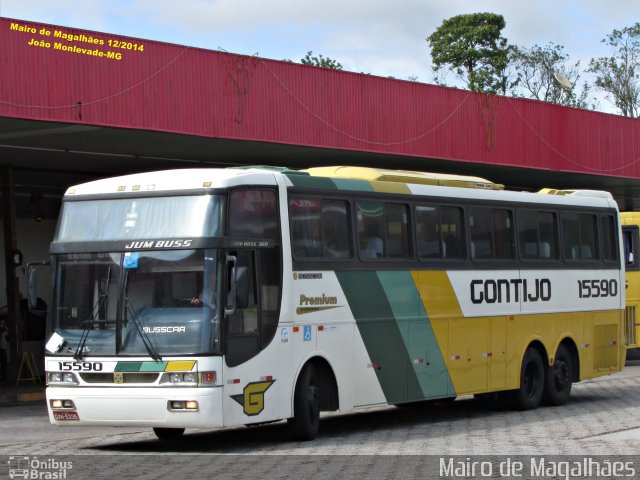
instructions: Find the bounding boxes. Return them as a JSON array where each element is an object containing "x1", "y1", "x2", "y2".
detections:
[
  {"x1": 509, "y1": 347, "x2": 544, "y2": 410},
  {"x1": 153, "y1": 427, "x2": 185, "y2": 441},
  {"x1": 288, "y1": 364, "x2": 320, "y2": 441},
  {"x1": 542, "y1": 344, "x2": 573, "y2": 406}
]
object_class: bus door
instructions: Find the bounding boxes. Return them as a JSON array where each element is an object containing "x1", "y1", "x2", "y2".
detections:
[
  {"x1": 622, "y1": 225, "x2": 640, "y2": 348},
  {"x1": 222, "y1": 248, "x2": 283, "y2": 426}
]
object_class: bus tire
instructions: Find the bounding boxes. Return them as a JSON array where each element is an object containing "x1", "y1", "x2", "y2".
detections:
[
  {"x1": 153, "y1": 427, "x2": 185, "y2": 441},
  {"x1": 288, "y1": 364, "x2": 320, "y2": 441},
  {"x1": 508, "y1": 347, "x2": 544, "y2": 410},
  {"x1": 542, "y1": 344, "x2": 573, "y2": 406}
]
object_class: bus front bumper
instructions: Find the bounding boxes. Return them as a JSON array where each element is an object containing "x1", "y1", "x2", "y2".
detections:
[{"x1": 46, "y1": 386, "x2": 224, "y2": 428}]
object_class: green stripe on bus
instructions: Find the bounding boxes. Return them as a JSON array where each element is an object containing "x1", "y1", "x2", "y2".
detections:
[
  {"x1": 332, "y1": 178, "x2": 373, "y2": 192},
  {"x1": 285, "y1": 174, "x2": 337, "y2": 190},
  {"x1": 376, "y1": 271, "x2": 455, "y2": 399},
  {"x1": 115, "y1": 362, "x2": 143, "y2": 372},
  {"x1": 139, "y1": 361, "x2": 168, "y2": 372},
  {"x1": 336, "y1": 270, "x2": 420, "y2": 404}
]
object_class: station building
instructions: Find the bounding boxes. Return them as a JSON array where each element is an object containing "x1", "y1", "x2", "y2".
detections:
[{"x1": 2, "y1": 16, "x2": 640, "y2": 377}]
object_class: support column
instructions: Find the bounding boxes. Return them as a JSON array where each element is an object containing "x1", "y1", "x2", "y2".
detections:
[{"x1": 1, "y1": 167, "x2": 21, "y2": 383}]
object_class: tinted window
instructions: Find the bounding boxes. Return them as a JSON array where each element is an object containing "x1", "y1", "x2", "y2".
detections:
[
  {"x1": 601, "y1": 215, "x2": 617, "y2": 262},
  {"x1": 518, "y1": 210, "x2": 558, "y2": 260},
  {"x1": 469, "y1": 207, "x2": 514, "y2": 260},
  {"x1": 357, "y1": 201, "x2": 409, "y2": 260},
  {"x1": 415, "y1": 204, "x2": 465, "y2": 259},
  {"x1": 289, "y1": 198, "x2": 351, "y2": 259},
  {"x1": 562, "y1": 212, "x2": 597, "y2": 260},
  {"x1": 229, "y1": 189, "x2": 278, "y2": 240}
]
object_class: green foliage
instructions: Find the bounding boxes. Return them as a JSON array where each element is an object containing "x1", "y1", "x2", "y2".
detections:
[
  {"x1": 301, "y1": 51, "x2": 343, "y2": 70},
  {"x1": 510, "y1": 43, "x2": 592, "y2": 109},
  {"x1": 588, "y1": 23, "x2": 640, "y2": 117},
  {"x1": 427, "y1": 13, "x2": 509, "y2": 93}
]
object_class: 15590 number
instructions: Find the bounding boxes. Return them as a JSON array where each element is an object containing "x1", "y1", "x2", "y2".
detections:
[
  {"x1": 577, "y1": 279, "x2": 618, "y2": 298},
  {"x1": 57, "y1": 361, "x2": 103, "y2": 372}
]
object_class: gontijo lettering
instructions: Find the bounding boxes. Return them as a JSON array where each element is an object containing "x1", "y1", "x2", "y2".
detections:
[{"x1": 470, "y1": 278, "x2": 551, "y2": 304}]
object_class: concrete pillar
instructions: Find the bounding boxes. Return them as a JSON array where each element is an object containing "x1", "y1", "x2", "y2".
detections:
[{"x1": 1, "y1": 167, "x2": 21, "y2": 383}]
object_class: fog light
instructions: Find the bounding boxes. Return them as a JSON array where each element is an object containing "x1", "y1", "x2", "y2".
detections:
[
  {"x1": 170, "y1": 401, "x2": 185, "y2": 410},
  {"x1": 50, "y1": 399, "x2": 75, "y2": 409},
  {"x1": 185, "y1": 401, "x2": 198, "y2": 410}
]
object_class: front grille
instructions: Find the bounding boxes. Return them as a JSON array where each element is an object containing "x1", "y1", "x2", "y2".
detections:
[
  {"x1": 625, "y1": 306, "x2": 637, "y2": 347},
  {"x1": 80, "y1": 372, "x2": 160, "y2": 384}
]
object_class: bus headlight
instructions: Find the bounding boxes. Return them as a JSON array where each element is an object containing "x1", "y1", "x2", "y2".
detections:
[
  {"x1": 159, "y1": 371, "x2": 217, "y2": 385},
  {"x1": 47, "y1": 372, "x2": 78, "y2": 385},
  {"x1": 160, "y1": 372, "x2": 199, "y2": 385}
]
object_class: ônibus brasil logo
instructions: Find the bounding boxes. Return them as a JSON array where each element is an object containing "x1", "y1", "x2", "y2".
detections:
[{"x1": 7, "y1": 456, "x2": 73, "y2": 479}]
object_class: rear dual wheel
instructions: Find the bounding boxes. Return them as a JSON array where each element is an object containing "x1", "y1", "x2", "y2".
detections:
[
  {"x1": 508, "y1": 347, "x2": 544, "y2": 410},
  {"x1": 543, "y1": 344, "x2": 573, "y2": 406}
]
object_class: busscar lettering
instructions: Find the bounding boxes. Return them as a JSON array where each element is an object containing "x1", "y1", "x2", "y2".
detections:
[
  {"x1": 470, "y1": 278, "x2": 551, "y2": 304},
  {"x1": 142, "y1": 326, "x2": 186, "y2": 334}
]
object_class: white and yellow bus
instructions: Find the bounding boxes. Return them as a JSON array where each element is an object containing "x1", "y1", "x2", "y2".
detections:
[
  {"x1": 43, "y1": 166, "x2": 625, "y2": 441},
  {"x1": 621, "y1": 212, "x2": 640, "y2": 351}
]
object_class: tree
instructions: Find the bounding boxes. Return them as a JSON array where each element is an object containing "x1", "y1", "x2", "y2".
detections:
[
  {"x1": 301, "y1": 51, "x2": 343, "y2": 70},
  {"x1": 427, "y1": 13, "x2": 510, "y2": 93},
  {"x1": 588, "y1": 23, "x2": 640, "y2": 117},
  {"x1": 510, "y1": 42, "x2": 592, "y2": 109}
]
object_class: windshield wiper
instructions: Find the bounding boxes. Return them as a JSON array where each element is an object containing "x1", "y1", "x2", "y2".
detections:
[
  {"x1": 122, "y1": 272, "x2": 161, "y2": 361},
  {"x1": 74, "y1": 268, "x2": 112, "y2": 360},
  {"x1": 124, "y1": 300, "x2": 162, "y2": 361}
]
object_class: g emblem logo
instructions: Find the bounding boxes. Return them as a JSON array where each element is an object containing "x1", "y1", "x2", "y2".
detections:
[{"x1": 231, "y1": 380, "x2": 275, "y2": 416}]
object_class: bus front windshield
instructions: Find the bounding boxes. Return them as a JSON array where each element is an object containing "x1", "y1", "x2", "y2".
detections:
[{"x1": 51, "y1": 249, "x2": 221, "y2": 357}]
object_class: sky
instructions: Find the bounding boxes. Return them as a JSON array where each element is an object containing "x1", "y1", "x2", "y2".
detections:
[{"x1": 1, "y1": 0, "x2": 639, "y2": 109}]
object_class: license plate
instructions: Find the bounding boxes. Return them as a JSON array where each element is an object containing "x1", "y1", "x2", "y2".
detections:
[{"x1": 53, "y1": 411, "x2": 79, "y2": 421}]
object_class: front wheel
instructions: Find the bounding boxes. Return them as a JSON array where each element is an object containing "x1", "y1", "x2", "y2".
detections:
[
  {"x1": 288, "y1": 365, "x2": 320, "y2": 441},
  {"x1": 153, "y1": 427, "x2": 185, "y2": 441},
  {"x1": 542, "y1": 344, "x2": 573, "y2": 406},
  {"x1": 508, "y1": 347, "x2": 544, "y2": 410}
]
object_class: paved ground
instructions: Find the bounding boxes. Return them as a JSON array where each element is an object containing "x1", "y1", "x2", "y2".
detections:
[{"x1": 1, "y1": 364, "x2": 639, "y2": 478}]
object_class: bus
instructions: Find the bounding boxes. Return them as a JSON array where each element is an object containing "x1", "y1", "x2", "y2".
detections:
[
  {"x1": 541, "y1": 194, "x2": 638, "y2": 354},
  {"x1": 621, "y1": 212, "x2": 640, "y2": 351},
  {"x1": 43, "y1": 166, "x2": 626, "y2": 441}
]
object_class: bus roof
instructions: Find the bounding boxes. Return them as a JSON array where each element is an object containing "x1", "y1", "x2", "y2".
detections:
[
  {"x1": 63, "y1": 168, "x2": 280, "y2": 196},
  {"x1": 62, "y1": 167, "x2": 617, "y2": 211},
  {"x1": 304, "y1": 166, "x2": 504, "y2": 190}
]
